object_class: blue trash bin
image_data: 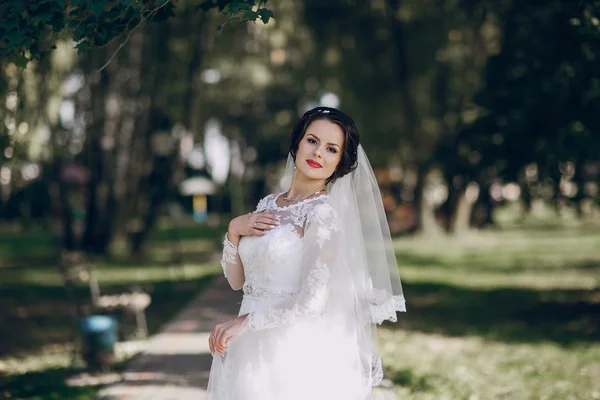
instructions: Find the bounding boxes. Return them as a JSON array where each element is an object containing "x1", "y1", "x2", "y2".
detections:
[{"x1": 79, "y1": 315, "x2": 117, "y2": 369}]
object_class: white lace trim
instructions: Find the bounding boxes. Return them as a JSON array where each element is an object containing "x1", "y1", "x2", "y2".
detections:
[
  {"x1": 252, "y1": 192, "x2": 331, "y2": 230},
  {"x1": 221, "y1": 233, "x2": 238, "y2": 279},
  {"x1": 369, "y1": 289, "x2": 406, "y2": 324},
  {"x1": 243, "y1": 283, "x2": 297, "y2": 298},
  {"x1": 247, "y1": 259, "x2": 330, "y2": 331},
  {"x1": 372, "y1": 355, "x2": 383, "y2": 386},
  {"x1": 253, "y1": 193, "x2": 274, "y2": 213}
]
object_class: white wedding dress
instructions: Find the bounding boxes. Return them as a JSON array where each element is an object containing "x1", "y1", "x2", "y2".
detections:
[{"x1": 208, "y1": 193, "x2": 378, "y2": 400}]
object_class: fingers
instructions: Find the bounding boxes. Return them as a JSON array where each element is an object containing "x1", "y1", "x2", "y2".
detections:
[
  {"x1": 252, "y1": 212, "x2": 279, "y2": 225},
  {"x1": 253, "y1": 222, "x2": 277, "y2": 230},
  {"x1": 216, "y1": 324, "x2": 237, "y2": 354},
  {"x1": 216, "y1": 334, "x2": 230, "y2": 354},
  {"x1": 213, "y1": 325, "x2": 224, "y2": 353},
  {"x1": 250, "y1": 228, "x2": 267, "y2": 236},
  {"x1": 247, "y1": 213, "x2": 279, "y2": 236},
  {"x1": 258, "y1": 213, "x2": 280, "y2": 224},
  {"x1": 210, "y1": 326, "x2": 227, "y2": 355},
  {"x1": 209, "y1": 330, "x2": 216, "y2": 356}
]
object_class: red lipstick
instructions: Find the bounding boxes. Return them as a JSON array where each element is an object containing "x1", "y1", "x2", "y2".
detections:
[{"x1": 306, "y1": 159, "x2": 322, "y2": 168}]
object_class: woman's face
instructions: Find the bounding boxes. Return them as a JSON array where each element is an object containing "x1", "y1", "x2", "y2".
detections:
[{"x1": 295, "y1": 119, "x2": 344, "y2": 184}]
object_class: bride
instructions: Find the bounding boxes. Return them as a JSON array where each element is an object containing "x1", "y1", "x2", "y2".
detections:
[{"x1": 207, "y1": 107, "x2": 406, "y2": 399}]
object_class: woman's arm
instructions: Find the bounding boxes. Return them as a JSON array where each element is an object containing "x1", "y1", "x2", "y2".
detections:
[{"x1": 220, "y1": 229, "x2": 245, "y2": 290}]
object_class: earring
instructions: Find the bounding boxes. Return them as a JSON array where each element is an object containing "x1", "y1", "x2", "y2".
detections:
[{"x1": 294, "y1": 166, "x2": 296, "y2": 170}]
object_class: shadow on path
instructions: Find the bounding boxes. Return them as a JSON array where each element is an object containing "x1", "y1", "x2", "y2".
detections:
[{"x1": 96, "y1": 277, "x2": 241, "y2": 399}]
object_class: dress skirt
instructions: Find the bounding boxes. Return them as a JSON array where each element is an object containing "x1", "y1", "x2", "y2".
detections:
[{"x1": 207, "y1": 294, "x2": 369, "y2": 400}]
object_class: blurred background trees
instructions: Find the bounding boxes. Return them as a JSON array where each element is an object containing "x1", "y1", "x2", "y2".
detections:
[
  {"x1": 1, "y1": 0, "x2": 599, "y2": 256},
  {"x1": 2, "y1": 2, "x2": 600, "y2": 399}
]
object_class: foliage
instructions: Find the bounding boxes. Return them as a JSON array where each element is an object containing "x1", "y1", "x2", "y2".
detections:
[
  {"x1": 199, "y1": 0, "x2": 274, "y2": 27},
  {"x1": 0, "y1": 0, "x2": 171, "y2": 67},
  {"x1": 0, "y1": 0, "x2": 273, "y2": 68},
  {"x1": 458, "y1": 0, "x2": 600, "y2": 180}
]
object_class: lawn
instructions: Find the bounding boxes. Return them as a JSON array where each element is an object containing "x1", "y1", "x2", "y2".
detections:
[
  {"x1": 1, "y1": 219, "x2": 599, "y2": 400},
  {"x1": 382, "y1": 228, "x2": 600, "y2": 400},
  {"x1": 0, "y1": 222, "x2": 224, "y2": 400}
]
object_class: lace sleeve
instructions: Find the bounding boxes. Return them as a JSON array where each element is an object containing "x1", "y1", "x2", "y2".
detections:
[
  {"x1": 246, "y1": 201, "x2": 340, "y2": 331},
  {"x1": 221, "y1": 194, "x2": 272, "y2": 279},
  {"x1": 220, "y1": 233, "x2": 239, "y2": 279}
]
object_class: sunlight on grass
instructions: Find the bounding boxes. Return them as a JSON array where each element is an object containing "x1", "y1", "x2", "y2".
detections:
[
  {"x1": 380, "y1": 329, "x2": 600, "y2": 400},
  {"x1": 399, "y1": 267, "x2": 599, "y2": 290},
  {"x1": 1, "y1": 261, "x2": 220, "y2": 287},
  {"x1": 394, "y1": 229, "x2": 600, "y2": 290},
  {"x1": 2, "y1": 222, "x2": 599, "y2": 399},
  {"x1": 383, "y1": 228, "x2": 600, "y2": 399}
]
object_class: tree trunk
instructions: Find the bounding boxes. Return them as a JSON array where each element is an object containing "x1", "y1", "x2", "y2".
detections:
[
  {"x1": 414, "y1": 166, "x2": 442, "y2": 235},
  {"x1": 80, "y1": 47, "x2": 119, "y2": 255},
  {"x1": 572, "y1": 159, "x2": 588, "y2": 220},
  {"x1": 449, "y1": 182, "x2": 479, "y2": 234},
  {"x1": 129, "y1": 13, "x2": 206, "y2": 255},
  {"x1": 130, "y1": 157, "x2": 172, "y2": 254},
  {"x1": 54, "y1": 160, "x2": 76, "y2": 250},
  {"x1": 518, "y1": 180, "x2": 533, "y2": 219},
  {"x1": 472, "y1": 183, "x2": 495, "y2": 228}
]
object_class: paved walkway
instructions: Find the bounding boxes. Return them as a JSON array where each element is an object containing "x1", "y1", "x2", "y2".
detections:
[{"x1": 95, "y1": 276, "x2": 397, "y2": 400}]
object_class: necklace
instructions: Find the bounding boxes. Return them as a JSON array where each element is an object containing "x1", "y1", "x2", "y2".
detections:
[{"x1": 282, "y1": 186, "x2": 326, "y2": 203}]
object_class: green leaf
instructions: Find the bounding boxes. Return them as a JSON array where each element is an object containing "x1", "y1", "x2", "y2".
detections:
[
  {"x1": 3, "y1": 19, "x2": 19, "y2": 32},
  {"x1": 241, "y1": 10, "x2": 257, "y2": 21},
  {"x1": 12, "y1": 52, "x2": 29, "y2": 68},
  {"x1": 258, "y1": 8, "x2": 274, "y2": 24},
  {"x1": 226, "y1": 2, "x2": 251, "y2": 14},
  {"x1": 89, "y1": 0, "x2": 107, "y2": 17},
  {"x1": 74, "y1": 39, "x2": 91, "y2": 54},
  {"x1": 29, "y1": 11, "x2": 53, "y2": 27}
]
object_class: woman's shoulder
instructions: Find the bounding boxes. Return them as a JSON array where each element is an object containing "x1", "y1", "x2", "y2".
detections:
[
  {"x1": 306, "y1": 195, "x2": 339, "y2": 225},
  {"x1": 253, "y1": 192, "x2": 337, "y2": 219},
  {"x1": 253, "y1": 193, "x2": 277, "y2": 213}
]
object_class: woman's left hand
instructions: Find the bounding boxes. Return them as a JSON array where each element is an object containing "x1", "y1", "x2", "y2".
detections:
[{"x1": 209, "y1": 314, "x2": 248, "y2": 356}]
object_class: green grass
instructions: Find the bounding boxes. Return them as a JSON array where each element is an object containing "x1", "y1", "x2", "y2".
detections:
[
  {"x1": 382, "y1": 228, "x2": 600, "y2": 400},
  {"x1": 0, "y1": 222, "x2": 224, "y2": 400},
  {"x1": 2, "y1": 215, "x2": 599, "y2": 399},
  {"x1": 0, "y1": 368, "x2": 104, "y2": 400}
]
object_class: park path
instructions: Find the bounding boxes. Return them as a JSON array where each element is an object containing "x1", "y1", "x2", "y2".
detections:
[{"x1": 95, "y1": 276, "x2": 396, "y2": 400}]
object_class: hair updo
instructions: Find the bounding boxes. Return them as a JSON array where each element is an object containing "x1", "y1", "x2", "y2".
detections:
[{"x1": 289, "y1": 107, "x2": 360, "y2": 184}]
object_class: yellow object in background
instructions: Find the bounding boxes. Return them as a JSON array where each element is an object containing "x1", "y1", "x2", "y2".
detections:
[{"x1": 193, "y1": 194, "x2": 207, "y2": 222}]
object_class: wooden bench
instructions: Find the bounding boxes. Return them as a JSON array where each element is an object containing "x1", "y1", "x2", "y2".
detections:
[{"x1": 59, "y1": 250, "x2": 152, "y2": 349}]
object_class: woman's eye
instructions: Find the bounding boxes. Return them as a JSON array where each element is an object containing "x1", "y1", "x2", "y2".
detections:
[
  {"x1": 307, "y1": 138, "x2": 317, "y2": 144},
  {"x1": 328, "y1": 147, "x2": 337, "y2": 153}
]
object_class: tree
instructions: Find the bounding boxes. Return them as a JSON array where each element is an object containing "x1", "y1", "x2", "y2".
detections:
[
  {"x1": 303, "y1": 0, "x2": 493, "y2": 233},
  {"x1": 455, "y1": 0, "x2": 600, "y2": 222},
  {"x1": 0, "y1": 0, "x2": 274, "y2": 68}
]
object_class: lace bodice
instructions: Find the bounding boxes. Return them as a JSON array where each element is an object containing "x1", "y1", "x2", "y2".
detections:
[
  {"x1": 220, "y1": 192, "x2": 339, "y2": 331},
  {"x1": 241, "y1": 193, "x2": 334, "y2": 295}
]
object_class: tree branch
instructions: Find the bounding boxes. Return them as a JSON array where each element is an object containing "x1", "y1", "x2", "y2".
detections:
[{"x1": 97, "y1": 0, "x2": 171, "y2": 72}]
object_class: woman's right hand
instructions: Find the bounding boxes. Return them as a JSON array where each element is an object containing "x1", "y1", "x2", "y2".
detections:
[{"x1": 228, "y1": 212, "x2": 279, "y2": 240}]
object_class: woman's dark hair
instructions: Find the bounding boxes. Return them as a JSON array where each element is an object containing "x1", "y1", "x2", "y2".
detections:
[{"x1": 289, "y1": 106, "x2": 360, "y2": 184}]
